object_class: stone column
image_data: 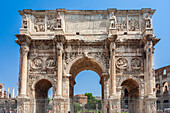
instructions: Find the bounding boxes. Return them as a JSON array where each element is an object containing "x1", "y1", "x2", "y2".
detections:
[
  {"x1": 110, "y1": 42, "x2": 116, "y2": 97},
  {"x1": 144, "y1": 36, "x2": 157, "y2": 113},
  {"x1": 1, "y1": 87, "x2": 4, "y2": 98},
  {"x1": 7, "y1": 87, "x2": 10, "y2": 98},
  {"x1": 147, "y1": 41, "x2": 154, "y2": 96},
  {"x1": 19, "y1": 45, "x2": 29, "y2": 97},
  {"x1": 56, "y1": 42, "x2": 63, "y2": 98},
  {"x1": 12, "y1": 87, "x2": 15, "y2": 98}
]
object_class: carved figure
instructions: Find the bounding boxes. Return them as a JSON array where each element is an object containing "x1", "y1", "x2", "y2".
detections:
[
  {"x1": 47, "y1": 15, "x2": 57, "y2": 30},
  {"x1": 131, "y1": 58, "x2": 142, "y2": 69},
  {"x1": 110, "y1": 12, "x2": 116, "y2": 29},
  {"x1": 117, "y1": 17, "x2": 127, "y2": 31},
  {"x1": 116, "y1": 58, "x2": 128, "y2": 69},
  {"x1": 31, "y1": 58, "x2": 43, "y2": 69},
  {"x1": 57, "y1": 12, "x2": 62, "y2": 28},
  {"x1": 34, "y1": 17, "x2": 45, "y2": 32},
  {"x1": 46, "y1": 58, "x2": 56, "y2": 68},
  {"x1": 57, "y1": 19, "x2": 61, "y2": 28},
  {"x1": 128, "y1": 17, "x2": 139, "y2": 31},
  {"x1": 145, "y1": 13, "x2": 151, "y2": 28},
  {"x1": 22, "y1": 14, "x2": 28, "y2": 28}
]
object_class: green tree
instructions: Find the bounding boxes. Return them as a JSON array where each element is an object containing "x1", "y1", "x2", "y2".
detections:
[
  {"x1": 74, "y1": 102, "x2": 82, "y2": 112},
  {"x1": 85, "y1": 93, "x2": 95, "y2": 101}
]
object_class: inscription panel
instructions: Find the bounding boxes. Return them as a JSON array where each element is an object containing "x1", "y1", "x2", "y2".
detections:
[{"x1": 65, "y1": 14, "x2": 107, "y2": 34}]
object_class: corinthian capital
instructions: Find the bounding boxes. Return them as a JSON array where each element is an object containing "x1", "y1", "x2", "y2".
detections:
[{"x1": 20, "y1": 45, "x2": 29, "y2": 56}]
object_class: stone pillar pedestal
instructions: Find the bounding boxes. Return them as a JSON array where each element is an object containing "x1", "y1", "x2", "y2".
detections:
[
  {"x1": 17, "y1": 98, "x2": 32, "y2": 113},
  {"x1": 102, "y1": 99, "x2": 108, "y2": 113},
  {"x1": 109, "y1": 98, "x2": 121, "y2": 113},
  {"x1": 144, "y1": 98, "x2": 157, "y2": 113},
  {"x1": 53, "y1": 98, "x2": 65, "y2": 113}
]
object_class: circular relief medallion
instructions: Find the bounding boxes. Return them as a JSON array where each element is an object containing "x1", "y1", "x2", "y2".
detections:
[
  {"x1": 31, "y1": 58, "x2": 43, "y2": 69},
  {"x1": 46, "y1": 58, "x2": 56, "y2": 69},
  {"x1": 131, "y1": 57, "x2": 143, "y2": 69},
  {"x1": 116, "y1": 58, "x2": 128, "y2": 69}
]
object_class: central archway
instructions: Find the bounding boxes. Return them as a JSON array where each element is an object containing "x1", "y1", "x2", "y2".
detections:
[{"x1": 69, "y1": 57, "x2": 105, "y2": 112}]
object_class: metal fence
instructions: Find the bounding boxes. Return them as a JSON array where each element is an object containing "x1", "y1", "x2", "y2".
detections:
[{"x1": 0, "y1": 98, "x2": 170, "y2": 113}]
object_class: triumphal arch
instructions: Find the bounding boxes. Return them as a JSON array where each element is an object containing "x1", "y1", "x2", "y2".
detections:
[{"x1": 15, "y1": 8, "x2": 160, "y2": 113}]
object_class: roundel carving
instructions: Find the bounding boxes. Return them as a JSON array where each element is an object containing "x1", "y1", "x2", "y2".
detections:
[
  {"x1": 46, "y1": 58, "x2": 56, "y2": 69},
  {"x1": 31, "y1": 58, "x2": 43, "y2": 69},
  {"x1": 116, "y1": 58, "x2": 128, "y2": 69},
  {"x1": 131, "y1": 57, "x2": 143, "y2": 69}
]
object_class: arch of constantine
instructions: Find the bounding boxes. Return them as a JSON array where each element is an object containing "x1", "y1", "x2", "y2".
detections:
[{"x1": 15, "y1": 8, "x2": 160, "y2": 113}]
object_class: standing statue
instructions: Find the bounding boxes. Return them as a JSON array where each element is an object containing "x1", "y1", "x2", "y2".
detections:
[
  {"x1": 22, "y1": 14, "x2": 28, "y2": 28},
  {"x1": 110, "y1": 12, "x2": 116, "y2": 29},
  {"x1": 144, "y1": 13, "x2": 151, "y2": 28},
  {"x1": 57, "y1": 12, "x2": 62, "y2": 28}
]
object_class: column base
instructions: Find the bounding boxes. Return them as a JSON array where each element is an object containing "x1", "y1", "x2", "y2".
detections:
[{"x1": 53, "y1": 96, "x2": 63, "y2": 99}]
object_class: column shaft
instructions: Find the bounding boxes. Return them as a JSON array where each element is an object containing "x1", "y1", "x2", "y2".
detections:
[
  {"x1": 20, "y1": 46, "x2": 29, "y2": 97},
  {"x1": 110, "y1": 43, "x2": 116, "y2": 96},
  {"x1": 57, "y1": 53, "x2": 62, "y2": 97},
  {"x1": 148, "y1": 49, "x2": 153, "y2": 95}
]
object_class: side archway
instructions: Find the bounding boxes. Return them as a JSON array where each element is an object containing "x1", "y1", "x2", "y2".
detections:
[{"x1": 33, "y1": 77, "x2": 55, "y2": 113}]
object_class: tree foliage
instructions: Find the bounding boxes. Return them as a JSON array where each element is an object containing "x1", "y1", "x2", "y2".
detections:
[
  {"x1": 74, "y1": 102, "x2": 82, "y2": 112},
  {"x1": 84, "y1": 93, "x2": 102, "y2": 110}
]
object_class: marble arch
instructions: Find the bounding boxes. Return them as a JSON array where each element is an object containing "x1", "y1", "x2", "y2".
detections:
[{"x1": 15, "y1": 8, "x2": 160, "y2": 113}]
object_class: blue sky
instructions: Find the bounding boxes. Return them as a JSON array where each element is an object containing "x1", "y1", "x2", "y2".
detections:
[{"x1": 0, "y1": 0, "x2": 169, "y2": 96}]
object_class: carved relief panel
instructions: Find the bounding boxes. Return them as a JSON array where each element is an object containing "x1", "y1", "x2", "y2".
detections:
[
  {"x1": 116, "y1": 57, "x2": 144, "y2": 75},
  {"x1": 116, "y1": 16, "x2": 127, "y2": 31},
  {"x1": 128, "y1": 16, "x2": 139, "y2": 31},
  {"x1": 30, "y1": 57, "x2": 57, "y2": 75},
  {"x1": 31, "y1": 58, "x2": 43, "y2": 69},
  {"x1": 34, "y1": 16, "x2": 45, "y2": 32},
  {"x1": 46, "y1": 58, "x2": 56, "y2": 69},
  {"x1": 47, "y1": 15, "x2": 57, "y2": 31}
]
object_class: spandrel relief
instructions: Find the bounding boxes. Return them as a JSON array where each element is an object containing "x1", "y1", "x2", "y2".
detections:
[
  {"x1": 34, "y1": 16, "x2": 45, "y2": 32},
  {"x1": 128, "y1": 16, "x2": 139, "y2": 31},
  {"x1": 116, "y1": 16, "x2": 127, "y2": 31}
]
